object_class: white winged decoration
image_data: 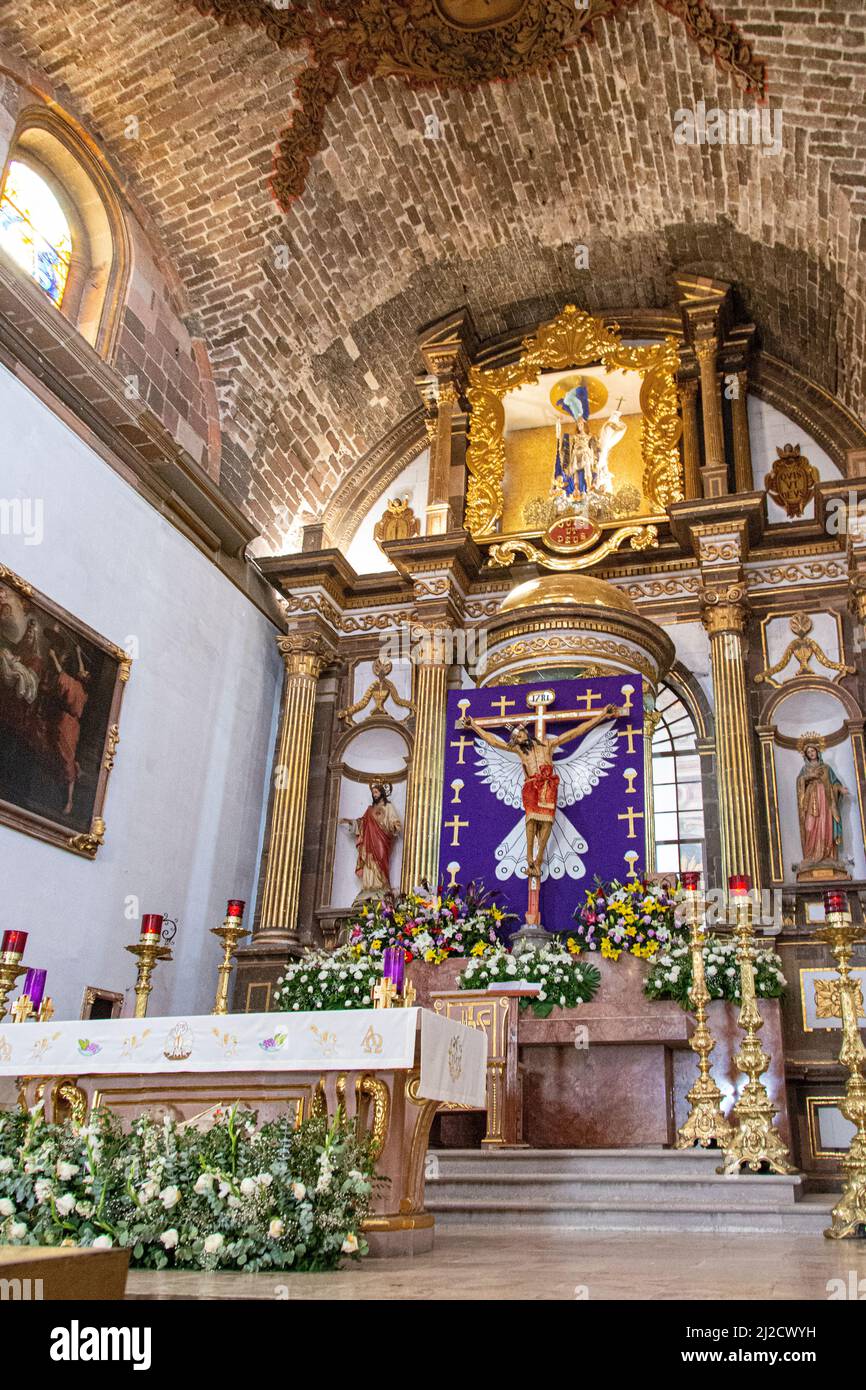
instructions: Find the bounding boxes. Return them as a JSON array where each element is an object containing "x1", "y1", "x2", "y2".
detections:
[{"x1": 473, "y1": 721, "x2": 619, "y2": 883}]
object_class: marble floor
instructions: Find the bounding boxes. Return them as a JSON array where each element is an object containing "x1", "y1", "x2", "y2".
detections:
[{"x1": 125, "y1": 1227, "x2": 866, "y2": 1300}]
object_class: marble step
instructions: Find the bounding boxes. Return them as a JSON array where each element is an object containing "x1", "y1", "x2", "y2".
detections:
[
  {"x1": 426, "y1": 1172, "x2": 806, "y2": 1206},
  {"x1": 427, "y1": 1197, "x2": 834, "y2": 1234},
  {"x1": 424, "y1": 1149, "x2": 836, "y2": 1233},
  {"x1": 428, "y1": 1147, "x2": 748, "y2": 1178}
]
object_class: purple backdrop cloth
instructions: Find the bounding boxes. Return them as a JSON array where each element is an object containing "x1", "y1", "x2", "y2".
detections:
[{"x1": 437, "y1": 675, "x2": 645, "y2": 931}]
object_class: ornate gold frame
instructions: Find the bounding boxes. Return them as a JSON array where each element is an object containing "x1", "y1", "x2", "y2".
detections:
[
  {"x1": 464, "y1": 304, "x2": 683, "y2": 545},
  {"x1": 0, "y1": 562, "x2": 130, "y2": 858}
]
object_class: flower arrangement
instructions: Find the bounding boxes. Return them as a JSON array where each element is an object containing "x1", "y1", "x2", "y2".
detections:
[
  {"x1": 570, "y1": 878, "x2": 679, "y2": 960},
  {"x1": 346, "y1": 883, "x2": 512, "y2": 965},
  {"x1": 643, "y1": 935, "x2": 787, "y2": 1009},
  {"x1": 0, "y1": 1103, "x2": 375, "y2": 1272},
  {"x1": 458, "y1": 943, "x2": 601, "y2": 1019},
  {"x1": 272, "y1": 946, "x2": 382, "y2": 1013}
]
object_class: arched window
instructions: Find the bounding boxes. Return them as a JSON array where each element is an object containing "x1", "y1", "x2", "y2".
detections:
[
  {"x1": 651, "y1": 683, "x2": 705, "y2": 873},
  {"x1": 0, "y1": 112, "x2": 127, "y2": 354},
  {"x1": 0, "y1": 160, "x2": 72, "y2": 306}
]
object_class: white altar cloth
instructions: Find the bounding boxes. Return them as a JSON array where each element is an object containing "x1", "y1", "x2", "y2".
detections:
[{"x1": 0, "y1": 1007, "x2": 487, "y2": 1107}]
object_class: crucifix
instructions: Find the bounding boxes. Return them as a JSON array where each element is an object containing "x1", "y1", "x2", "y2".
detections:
[{"x1": 457, "y1": 689, "x2": 626, "y2": 930}]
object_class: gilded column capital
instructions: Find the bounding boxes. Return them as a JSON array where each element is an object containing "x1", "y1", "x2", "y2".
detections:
[
  {"x1": 698, "y1": 582, "x2": 749, "y2": 635},
  {"x1": 693, "y1": 336, "x2": 719, "y2": 367},
  {"x1": 277, "y1": 630, "x2": 335, "y2": 678}
]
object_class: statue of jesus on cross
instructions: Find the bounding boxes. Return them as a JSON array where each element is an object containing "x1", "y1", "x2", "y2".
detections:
[{"x1": 460, "y1": 698, "x2": 621, "y2": 878}]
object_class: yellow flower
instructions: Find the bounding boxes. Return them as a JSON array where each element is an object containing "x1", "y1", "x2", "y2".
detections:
[
  {"x1": 371, "y1": 939, "x2": 381, "y2": 951},
  {"x1": 470, "y1": 941, "x2": 487, "y2": 956},
  {"x1": 601, "y1": 938, "x2": 622, "y2": 961}
]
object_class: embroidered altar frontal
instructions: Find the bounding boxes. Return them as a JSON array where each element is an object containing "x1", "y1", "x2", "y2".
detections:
[
  {"x1": 0, "y1": 1009, "x2": 488, "y2": 1108},
  {"x1": 439, "y1": 676, "x2": 645, "y2": 927}
]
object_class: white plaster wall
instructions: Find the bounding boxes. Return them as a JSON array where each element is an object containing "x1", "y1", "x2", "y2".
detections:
[
  {"x1": 749, "y1": 397, "x2": 839, "y2": 524},
  {"x1": 665, "y1": 620, "x2": 714, "y2": 713},
  {"x1": 345, "y1": 449, "x2": 429, "y2": 574},
  {"x1": 0, "y1": 364, "x2": 281, "y2": 1019}
]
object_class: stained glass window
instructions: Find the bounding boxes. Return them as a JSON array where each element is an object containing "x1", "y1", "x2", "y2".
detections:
[
  {"x1": 651, "y1": 684, "x2": 705, "y2": 874},
  {"x1": 0, "y1": 160, "x2": 72, "y2": 306}
]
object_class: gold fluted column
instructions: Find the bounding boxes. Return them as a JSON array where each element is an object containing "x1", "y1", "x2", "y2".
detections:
[
  {"x1": 694, "y1": 337, "x2": 728, "y2": 498},
  {"x1": 699, "y1": 585, "x2": 762, "y2": 890},
  {"x1": 258, "y1": 630, "x2": 334, "y2": 942},
  {"x1": 401, "y1": 623, "x2": 451, "y2": 891},
  {"x1": 678, "y1": 378, "x2": 702, "y2": 500},
  {"x1": 731, "y1": 370, "x2": 754, "y2": 494}
]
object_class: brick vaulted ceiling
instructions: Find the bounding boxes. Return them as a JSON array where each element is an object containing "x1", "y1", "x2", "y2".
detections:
[{"x1": 2, "y1": 1, "x2": 866, "y2": 550}]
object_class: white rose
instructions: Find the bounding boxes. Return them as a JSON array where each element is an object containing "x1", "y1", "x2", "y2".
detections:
[
  {"x1": 240, "y1": 1177, "x2": 257, "y2": 1197},
  {"x1": 34, "y1": 1179, "x2": 53, "y2": 1203},
  {"x1": 56, "y1": 1162, "x2": 79, "y2": 1181},
  {"x1": 0, "y1": 1156, "x2": 13, "y2": 1174},
  {"x1": 257, "y1": 1174, "x2": 273, "y2": 1188},
  {"x1": 0, "y1": 1197, "x2": 15, "y2": 1217},
  {"x1": 291, "y1": 1182, "x2": 306, "y2": 1201},
  {"x1": 139, "y1": 1180, "x2": 158, "y2": 1203},
  {"x1": 55, "y1": 1193, "x2": 76, "y2": 1217},
  {"x1": 160, "y1": 1228, "x2": 179, "y2": 1249},
  {"x1": 341, "y1": 1233, "x2": 359, "y2": 1254},
  {"x1": 9, "y1": 1221, "x2": 27, "y2": 1240},
  {"x1": 159, "y1": 1185, "x2": 181, "y2": 1210},
  {"x1": 227, "y1": 1195, "x2": 241, "y2": 1209},
  {"x1": 268, "y1": 1217, "x2": 285, "y2": 1238},
  {"x1": 203, "y1": 1233, "x2": 224, "y2": 1254},
  {"x1": 92, "y1": 1235, "x2": 113, "y2": 1249},
  {"x1": 75, "y1": 1201, "x2": 93, "y2": 1217},
  {"x1": 194, "y1": 1173, "x2": 214, "y2": 1195}
]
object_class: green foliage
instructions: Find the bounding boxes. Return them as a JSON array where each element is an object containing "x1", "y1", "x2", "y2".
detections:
[{"x1": 0, "y1": 1103, "x2": 376, "y2": 1273}]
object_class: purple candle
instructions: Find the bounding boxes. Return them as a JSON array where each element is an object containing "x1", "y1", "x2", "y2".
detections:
[
  {"x1": 382, "y1": 947, "x2": 405, "y2": 993},
  {"x1": 22, "y1": 968, "x2": 46, "y2": 1011}
]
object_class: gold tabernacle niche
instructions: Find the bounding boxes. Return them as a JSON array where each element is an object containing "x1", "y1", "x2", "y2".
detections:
[{"x1": 464, "y1": 304, "x2": 682, "y2": 570}]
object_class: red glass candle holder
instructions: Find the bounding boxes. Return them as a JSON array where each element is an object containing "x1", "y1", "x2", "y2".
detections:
[
  {"x1": 681, "y1": 871, "x2": 701, "y2": 891},
  {"x1": 139, "y1": 914, "x2": 164, "y2": 943},
  {"x1": 823, "y1": 889, "x2": 850, "y2": 917},
  {"x1": 1, "y1": 929, "x2": 28, "y2": 959},
  {"x1": 728, "y1": 875, "x2": 751, "y2": 896},
  {"x1": 226, "y1": 900, "x2": 245, "y2": 920}
]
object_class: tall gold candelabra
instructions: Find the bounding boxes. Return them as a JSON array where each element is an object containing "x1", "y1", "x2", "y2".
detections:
[
  {"x1": 718, "y1": 881, "x2": 795, "y2": 1175},
  {"x1": 815, "y1": 892, "x2": 866, "y2": 1239},
  {"x1": 125, "y1": 939, "x2": 173, "y2": 1019},
  {"x1": 0, "y1": 957, "x2": 26, "y2": 1022},
  {"x1": 676, "y1": 874, "x2": 735, "y2": 1149},
  {"x1": 211, "y1": 905, "x2": 249, "y2": 1015}
]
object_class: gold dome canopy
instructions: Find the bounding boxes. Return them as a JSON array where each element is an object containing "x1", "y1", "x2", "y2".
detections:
[{"x1": 499, "y1": 572, "x2": 638, "y2": 616}]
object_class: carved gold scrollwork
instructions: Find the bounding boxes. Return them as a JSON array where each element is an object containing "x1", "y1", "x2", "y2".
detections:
[
  {"x1": 488, "y1": 523, "x2": 659, "y2": 572},
  {"x1": 356, "y1": 1074, "x2": 391, "y2": 1157},
  {"x1": 52, "y1": 1079, "x2": 88, "y2": 1126}
]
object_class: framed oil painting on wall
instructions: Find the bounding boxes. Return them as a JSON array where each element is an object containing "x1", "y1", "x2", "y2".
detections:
[{"x1": 0, "y1": 563, "x2": 130, "y2": 857}]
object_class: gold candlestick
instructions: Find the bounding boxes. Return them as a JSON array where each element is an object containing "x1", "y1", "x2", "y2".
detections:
[
  {"x1": 0, "y1": 956, "x2": 26, "y2": 1022},
  {"x1": 126, "y1": 939, "x2": 173, "y2": 1019},
  {"x1": 719, "y1": 886, "x2": 796, "y2": 1175},
  {"x1": 815, "y1": 898, "x2": 866, "y2": 1239},
  {"x1": 211, "y1": 915, "x2": 250, "y2": 1016},
  {"x1": 676, "y1": 878, "x2": 735, "y2": 1149}
]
